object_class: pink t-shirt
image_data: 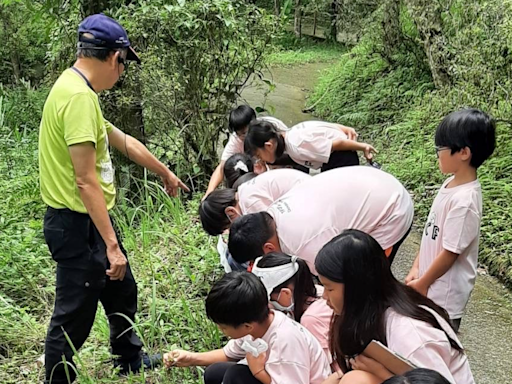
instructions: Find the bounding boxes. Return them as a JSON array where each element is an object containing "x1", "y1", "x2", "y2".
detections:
[
  {"x1": 238, "y1": 169, "x2": 311, "y2": 214},
  {"x1": 419, "y1": 177, "x2": 482, "y2": 319},
  {"x1": 284, "y1": 121, "x2": 348, "y2": 170},
  {"x1": 221, "y1": 116, "x2": 288, "y2": 161},
  {"x1": 301, "y1": 286, "x2": 333, "y2": 362},
  {"x1": 385, "y1": 306, "x2": 474, "y2": 384},
  {"x1": 223, "y1": 310, "x2": 331, "y2": 384},
  {"x1": 267, "y1": 166, "x2": 414, "y2": 275}
]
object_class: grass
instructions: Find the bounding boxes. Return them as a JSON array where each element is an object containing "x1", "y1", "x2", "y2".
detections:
[
  {"x1": 266, "y1": 33, "x2": 346, "y2": 67},
  {"x1": 0, "y1": 111, "x2": 226, "y2": 383},
  {"x1": 309, "y1": 36, "x2": 512, "y2": 287}
]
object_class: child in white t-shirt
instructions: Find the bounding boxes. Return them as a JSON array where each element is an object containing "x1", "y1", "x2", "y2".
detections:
[
  {"x1": 251, "y1": 252, "x2": 333, "y2": 363},
  {"x1": 244, "y1": 119, "x2": 376, "y2": 171},
  {"x1": 164, "y1": 272, "x2": 331, "y2": 384},
  {"x1": 406, "y1": 109, "x2": 496, "y2": 331},
  {"x1": 204, "y1": 105, "x2": 288, "y2": 198},
  {"x1": 199, "y1": 168, "x2": 311, "y2": 236},
  {"x1": 316, "y1": 230, "x2": 474, "y2": 384}
]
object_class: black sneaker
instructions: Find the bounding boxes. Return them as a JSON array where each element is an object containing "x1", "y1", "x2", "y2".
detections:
[{"x1": 115, "y1": 352, "x2": 162, "y2": 376}]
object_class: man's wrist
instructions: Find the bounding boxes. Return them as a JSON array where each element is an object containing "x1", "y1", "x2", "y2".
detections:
[{"x1": 106, "y1": 242, "x2": 120, "y2": 251}]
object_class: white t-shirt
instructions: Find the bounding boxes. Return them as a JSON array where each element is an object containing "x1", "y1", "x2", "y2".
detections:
[
  {"x1": 223, "y1": 311, "x2": 331, "y2": 384},
  {"x1": 419, "y1": 177, "x2": 482, "y2": 319},
  {"x1": 284, "y1": 121, "x2": 348, "y2": 170},
  {"x1": 300, "y1": 286, "x2": 333, "y2": 362},
  {"x1": 221, "y1": 116, "x2": 288, "y2": 161},
  {"x1": 267, "y1": 166, "x2": 414, "y2": 275},
  {"x1": 238, "y1": 169, "x2": 311, "y2": 214},
  {"x1": 385, "y1": 306, "x2": 474, "y2": 384}
]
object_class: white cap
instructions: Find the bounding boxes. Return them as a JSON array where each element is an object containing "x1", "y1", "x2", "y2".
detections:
[{"x1": 252, "y1": 255, "x2": 299, "y2": 298}]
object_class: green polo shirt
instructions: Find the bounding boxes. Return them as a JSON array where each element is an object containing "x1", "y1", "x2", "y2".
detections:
[{"x1": 39, "y1": 68, "x2": 116, "y2": 213}]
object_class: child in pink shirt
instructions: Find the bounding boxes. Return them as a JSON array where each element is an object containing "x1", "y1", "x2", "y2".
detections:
[
  {"x1": 164, "y1": 272, "x2": 331, "y2": 384},
  {"x1": 315, "y1": 230, "x2": 474, "y2": 384},
  {"x1": 199, "y1": 168, "x2": 310, "y2": 236},
  {"x1": 406, "y1": 109, "x2": 496, "y2": 331},
  {"x1": 228, "y1": 166, "x2": 414, "y2": 274},
  {"x1": 251, "y1": 252, "x2": 333, "y2": 363},
  {"x1": 204, "y1": 105, "x2": 288, "y2": 197},
  {"x1": 244, "y1": 119, "x2": 376, "y2": 171}
]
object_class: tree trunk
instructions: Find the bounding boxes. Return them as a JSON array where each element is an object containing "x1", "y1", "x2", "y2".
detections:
[
  {"x1": 313, "y1": 11, "x2": 317, "y2": 36},
  {"x1": 294, "y1": 0, "x2": 302, "y2": 37},
  {"x1": 274, "y1": 0, "x2": 281, "y2": 16},
  {"x1": 330, "y1": 0, "x2": 338, "y2": 42},
  {"x1": 405, "y1": 0, "x2": 451, "y2": 88},
  {"x1": 381, "y1": 0, "x2": 401, "y2": 63}
]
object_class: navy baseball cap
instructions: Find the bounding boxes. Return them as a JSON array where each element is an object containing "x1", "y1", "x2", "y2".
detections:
[{"x1": 78, "y1": 14, "x2": 140, "y2": 64}]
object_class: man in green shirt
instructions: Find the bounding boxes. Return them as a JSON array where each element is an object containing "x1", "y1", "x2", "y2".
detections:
[{"x1": 39, "y1": 14, "x2": 188, "y2": 383}]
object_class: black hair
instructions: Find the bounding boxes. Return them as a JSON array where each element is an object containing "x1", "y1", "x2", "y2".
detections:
[
  {"x1": 228, "y1": 212, "x2": 275, "y2": 263},
  {"x1": 315, "y1": 229, "x2": 463, "y2": 373},
  {"x1": 435, "y1": 108, "x2": 496, "y2": 169},
  {"x1": 256, "y1": 252, "x2": 317, "y2": 322},
  {"x1": 199, "y1": 189, "x2": 237, "y2": 235},
  {"x1": 224, "y1": 153, "x2": 254, "y2": 188},
  {"x1": 76, "y1": 39, "x2": 126, "y2": 62},
  {"x1": 229, "y1": 105, "x2": 257, "y2": 133},
  {"x1": 382, "y1": 368, "x2": 451, "y2": 384},
  {"x1": 205, "y1": 271, "x2": 270, "y2": 327},
  {"x1": 232, "y1": 172, "x2": 257, "y2": 190},
  {"x1": 244, "y1": 119, "x2": 285, "y2": 161}
]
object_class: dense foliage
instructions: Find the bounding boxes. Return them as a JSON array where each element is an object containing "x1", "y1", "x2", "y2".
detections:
[{"x1": 310, "y1": 0, "x2": 512, "y2": 285}]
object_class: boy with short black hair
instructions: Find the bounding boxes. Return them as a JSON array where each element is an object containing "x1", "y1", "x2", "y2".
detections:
[
  {"x1": 164, "y1": 272, "x2": 330, "y2": 384},
  {"x1": 406, "y1": 108, "x2": 496, "y2": 331},
  {"x1": 204, "y1": 106, "x2": 288, "y2": 198}
]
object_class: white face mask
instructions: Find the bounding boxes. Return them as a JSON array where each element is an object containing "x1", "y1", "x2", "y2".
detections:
[
  {"x1": 270, "y1": 291, "x2": 294, "y2": 315},
  {"x1": 225, "y1": 207, "x2": 242, "y2": 223}
]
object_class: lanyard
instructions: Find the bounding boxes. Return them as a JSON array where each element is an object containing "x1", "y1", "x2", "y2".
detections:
[{"x1": 71, "y1": 66, "x2": 95, "y2": 92}]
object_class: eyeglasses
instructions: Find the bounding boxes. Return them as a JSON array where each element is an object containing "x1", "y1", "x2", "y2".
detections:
[
  {"x1": 117, "y1": 56, "x2": 130, "y2": 72},
  {"x1": 435, "y1": 146, "x2": 451, "y2": 158}
]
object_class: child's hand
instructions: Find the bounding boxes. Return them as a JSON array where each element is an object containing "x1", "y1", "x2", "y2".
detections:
[
  {"x1": 341, "y1": 126, "x2": 358, "y2": 141},
  {"x1": 350, "y1": 354, "x2": 393, "y2": 381},
  {"x1": 363, "y1": 144, "x2": 377, "y2": 161},
  {"x1": 246, "y1": 351, "x2": 266, "y2": 375},
  {"x1": 407, "y1": 278, "x2": 428, "y2": 296},
  {"x1": 163, "y1": 349, "x2": 194, "y2": 368},
  {"x1": 405, "y1": 266, "x2": 419, "y2": 284}
]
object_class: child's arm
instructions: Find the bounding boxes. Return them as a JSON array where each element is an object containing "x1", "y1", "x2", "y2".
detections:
[
  {"x1": 247, "y1": 352, "x2": 271, "y2": 384},
  {"x1": 204, "y1": 161, "x2": 226, "y2": 199},
  {"x1": 408, "y1": 249, "x2": 459, "y2": 296},
  {"x1": 335, "y1": 124, "x2": 358, "y2": 140},
  {"x1": 405, "y1": 252, "x2": 420, "y2": 284},
  {"x1": 163, "y1": 348, "x2": 231, "y2": 368},
  {"x1": 331, "y1": 138, "x2": 377, "y2": 161}
]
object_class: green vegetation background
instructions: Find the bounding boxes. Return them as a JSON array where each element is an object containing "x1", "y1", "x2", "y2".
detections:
[{"x1": 1, "y1": 0, "x2": 512, "y2": 382}]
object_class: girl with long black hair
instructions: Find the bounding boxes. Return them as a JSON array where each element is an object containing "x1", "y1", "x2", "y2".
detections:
[{"x1": 315, "y1": 230, "x2": 474, "y2": 384}]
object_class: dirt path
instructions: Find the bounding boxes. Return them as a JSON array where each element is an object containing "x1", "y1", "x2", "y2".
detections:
[{"x1": 242, "y1": 63, "x2": 512, "y2": 384}]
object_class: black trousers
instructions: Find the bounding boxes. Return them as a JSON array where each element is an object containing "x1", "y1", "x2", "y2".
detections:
[
  {"x1": 204, "y1": 362, "x2": 262, "y2": 384},
  {"x1": 321, "y1": 150, "x2": 359, "y2": 172},
  {"x1": 43, "y1": 207, "x2": 142, "y2": 384},
  {"x1": 388, "y1": 224, "x2": 413, "y2": 266}
]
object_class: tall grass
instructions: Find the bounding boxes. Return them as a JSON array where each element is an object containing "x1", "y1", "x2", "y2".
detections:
[{"x1": 0, "y1": 93, "x2": 225, "y2": 382}]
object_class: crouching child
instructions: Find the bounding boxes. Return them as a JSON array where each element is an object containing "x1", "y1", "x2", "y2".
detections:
[{"x1": 164, "y1": 272, "x2": 331, "y2": 384}]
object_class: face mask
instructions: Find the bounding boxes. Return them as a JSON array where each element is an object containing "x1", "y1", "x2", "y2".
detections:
[
  {"x1": 270, "y1": 291, "x2": 294, "y2": 314},
  {"x1": 225, "y1": 207, "x2": 242, "y2": 223}
]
